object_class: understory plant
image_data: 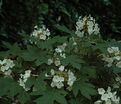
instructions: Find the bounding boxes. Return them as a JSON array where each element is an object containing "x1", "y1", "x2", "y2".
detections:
[{"x1": 0, "y1": 15, "x2": 121, "y2": 104}]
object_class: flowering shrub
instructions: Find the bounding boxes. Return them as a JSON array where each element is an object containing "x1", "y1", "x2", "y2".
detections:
[{"x1": 0, "y1": 15, "x2": 121, "y2": 104}]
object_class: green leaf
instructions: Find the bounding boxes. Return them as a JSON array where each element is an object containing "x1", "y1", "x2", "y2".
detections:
[
  {"x1": 18, "y1": 91, "x2": 30, "y2": 104},
  {"x1": 0, "y1": 51, "x2": 9, "y2": 59},
  {"x1": 112, "y1": 66, "x2": 121, "y2": 74},
  {"x1": 8, "y1": 43, "x2": 23, "y2": 56},
  {"x1": 54, "y1": 24, "x2": 75, "y2": 35},
  {"x1": 2, "y1": 41, "x2": 12, "y2": 49},
  {"x1": 25, "y1": 77, "x2": 36, "y2": 88},
  {"x1": 0, "y1": 77, "x2": 30, "y2": 104},
  {"x1": 30, "y1": 72, "x2": 47, "y2": 93},
  {"x1": 52, "y1": 36, "x2": 68, "y2": 43},
  {"x1": 0, "y1": 78, "x2": 12, "y2": 96},
  {"x1": 35, "y1": 57, "x2": 47, "y2": 66},
  {"x1": 60, "y1": 8, "x2": 71, "y2": 17},
  {"x1": 8, "y1": 82, "x2": 22, "y2": 98},
  {"x1": 35, "y1": 73, "x2": 47, "y2": 91},
  {"x1": 0, "y1": 77, "x2": 22, "y2": 98},
  {"x1": 34, "y1": 88, "x2": 67, "y2": 104},
  {"x1": 0, "y1": 42, "x2": 23, "y2": 58},
  {"x1": 73, "y1": 81, "x2": 97, "y2": 99},
  {"x1": 39, "y1": 3, "x2": 48, "y2": 14},
  {"x1": 80, "y1": 66, "x2": 96, "y2": 78},
  {"x1": 22, "y1": 45, "x2": 46, "y2": 61},
  {"x1": 62, "y1": 55, "x2": 85, "y2": 69}
]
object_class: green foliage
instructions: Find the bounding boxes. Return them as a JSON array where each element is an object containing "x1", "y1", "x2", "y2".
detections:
[
  {"x1": 0, "y1": 77, "x2": 30, "y2": 104},
  {"x1": 33, "y1": 88, "x2": 67, "y2": 104},
  {"x1": 22, "y1": 45, "x2": 45, "y2": 61},
  {"x1": 61, "y1": 55, "x2": 85, "y2": 69},
  {"x1": 73, "y1": 81, "x2": 97, "y2": 99},
  {"x1": 0, "y1": 1, "x2": 121, "y2": 103},
  {"x1": 55, "y1": 24, "x2": 75, "y2": 36},
  {"x1": 0, "y1": 30, "x2": 121, "y2": 103}
]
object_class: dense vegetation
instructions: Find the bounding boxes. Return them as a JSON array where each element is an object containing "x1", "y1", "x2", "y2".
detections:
[{"x1": 0, "y1": 0, "x2": 121, "y2": 104}]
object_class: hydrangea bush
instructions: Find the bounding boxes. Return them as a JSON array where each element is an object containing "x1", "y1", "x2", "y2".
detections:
[{"x1": 0, "y1": 15, "x2": 121, "y2": 104}]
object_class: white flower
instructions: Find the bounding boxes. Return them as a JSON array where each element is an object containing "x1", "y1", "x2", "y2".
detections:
[
  {"x1": 113, "y1": 84, "x2": 120, "y2": 89},
  {"x1": 60, "y1": 53, "x2": 66, "y2": 58},
  {"x1": 51, "y1": 81, "x2": 64, "y2": 89},
  {"x1": 116, "y1": 61, "x2": 121, "y2": 68},
  {"x1": 96, "y1": 87, "x2": 120, "y2": 104},
  {"x1": 18, "y1": 70, "x2": 31, "y2": 91},
  {"x1": 5, "y1": 59, "x2": 15, "y2": 68},
  {"x1": 87, "y1": 21, "x2": 94, "y2": 35},
  {"x1": 107, "y1": 92, "x2": 113, "y2": 98},
  {"x1": 75, "y1": 30, "x2": 84, "y2": 38},
  {"x1": 106, "y1": 87, "x2": 113, "y2": 98},
  {"x1": 107, "y1": 86, "x2": 111, "y2": 93},
  {"x1": 107, "y1": 47, "x2": 120, "y2": 55},
  {"x1": 48, "y1": 59, "x2": 53, "y2": 65},
  {"x1": 75, "y1": 15, "x2": 100, "y2": 38},
  {"x1": 114, "y1": 56, "x2": 121, "y2": 61},
  {"x1": 18, "y1": 78, "x2": 25, "y2": 88},
  {"x1": 112, "y1": 91, "x2": 117, "y2": 96},
  {"x1": 94, "y1": 24, "x2": 100, "y2": 34},
  {"x1": 101, "y1": 93, "x2": 109, "y2": 101},
  {"x1": 52, "y1": 75, "x2": 64, "y2": 83},
  {"x1": 51, "y1": 82, "x2": 55, "y2": 87},
  {"x1": 25, "y1": 88, "x2": 30, "y2": 91},
  {"x1": 54, "y1": 58, "x2": 61, "y2": 66},
  {"x1": 1, "y1": 65, "x2": 9, "y2": 72},
  {"x1": 73, "y1": 42, "x2": 77, "y2": 45},
  {"x1": 111, "y1": 96, "x2": 120, "y2": 104},
  {"x1": 55, "y1": 43, "x2": 67, "y2": 53},
  {"x1": 55, "y1": 48, "x2": 62, "y2": 53},
  {"x1": 0, "y1": 59, "x2": 14, "y2": 76},
  {"x1": 105, "y1": 99, "x2": 111, "y2": 104},
  {"x1": 59, "y1": 65, "x2": 65, "y2": 72},
  {"x1": 98, "y1": 88, "x2": 105, "y2": 95},
  {"x1": 107, "y1": 47, "x2": 114, "y2": 54},
  {"x1": 4, "y1": 70, "x2": 12, "y2": 76},
  {"x1": 1, "y1": 59, "x2": 14, "y2": 70},
  {"x1": 0, "y1": 60, "x2": 4, "y2": 65},
  {"x1": 115, "y1": 77, "x2": 121, "y2": 82},
  {"x1": 39, "y1": 35, "x2": 46, "y2": 40},
  {"x1": 45, "y1": 73, "x2": 49, "y2": 77},
  {"x1": 31, "y1": 26, "x2": 50, "y2": 41},
  {"x1": 94, "y1": 100, "x2": 102, "y2": 104},
  {"x1": 102, "y1": 56, "x2": 114, "y2": 67},
  {"x1": 23, "y1": 70, "x2": 31, "y2": 79},
  {"x1": 45, "y1": 29, "x2": 50, "y2": 36},
  {"x1": 56, "y1": 82, "x2": 64, "y2": 89},
  {"x1": 51, "y1": 75, "x2": 64, "y2": 89},
  {"x1": 50, "y1": 69, "x2": 55, "y2": 75},
  {"x1": 67, "y1": 70, "x2": 76, "y2": 87}
]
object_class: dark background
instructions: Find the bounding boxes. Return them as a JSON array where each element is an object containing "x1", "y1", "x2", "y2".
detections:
[{"x1": 0, "y1": 0, "x2": 121, "y2": 50}]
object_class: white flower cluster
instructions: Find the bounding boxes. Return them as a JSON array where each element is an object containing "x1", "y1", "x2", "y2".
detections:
[
  {"x1": 67, "y1": 70, "x2": 76, "y2": 87},
  {"x1": 102, "y1": 47, "x2": 121, "y2": 68},
  {"x1": 50, "y1": 68, "x2": 76, "y2": 89},
  {"x1": 47, "y1": 42, "x2": 76, "y2": 89},
  {"x1": 94, "y1": 87, "x2": 120, "y2": 104},
  {"x1": 55, "y1": 43, "x2": 67, "y2": 59},
  {"x1": 113, "y1": 77, "x2": 121, "y2": 89},
  {"x1": 51, "y1": 74, "x2": 64, "y2": 89},
  {"x1": 0, "y1": 59, "x2": 15, "y2": 76},
  {"x1": 31, "y1": 25, "x2": 50, "y2": 40},
  {"x1": 48, "y1": 58, "x2": 61, "y2": 66},
  {"x1": 47, "y1": 58, "x2": 76, "y2": 89},
  {"x1": 18, "y1": 70, "x2": 31, "y2": 91},
  {"x1": 75, "y1": 15, "x2": 100, "y2": 38}
]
